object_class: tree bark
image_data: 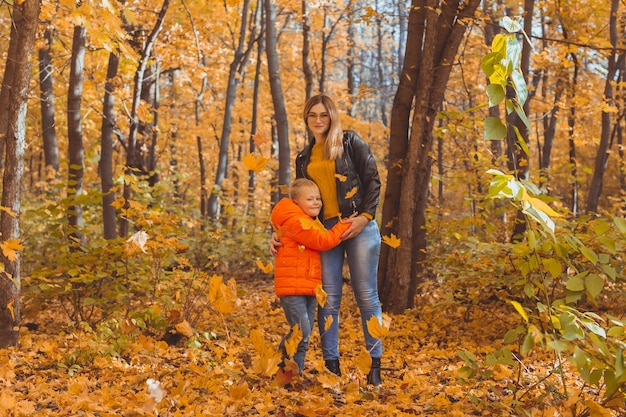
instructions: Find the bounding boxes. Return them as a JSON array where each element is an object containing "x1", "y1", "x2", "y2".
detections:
[
  {"x1": 379, "y1": 0, "x2": 481, "y2": 314},
  {"x1": 265, "y1": 0, "x2": 290, "y2": 198},
  {"x1": 207, "y1": 0, "x2": 256, "y2": 219},
  {"x1": 301, "y1": 0, "x2": 313, "y2": 101},
  {"x1": 67, "y1": 25, "x2": 87, "y2": 245},
  {"x1": 587, "y1": 0, "x2": 620, "y2": 213},
  {"x1": 120, "y1": 0, "x2": 171, "y2": 237},
  {"x1": 0, "y1": 0, "x2": 40, "y2": 348},
  {"x1": 101, "y1": 51, "x2": 120, "y2": 240},
  {"x1": 39, "y1": 27, "x2": 59, "y2": 174}
]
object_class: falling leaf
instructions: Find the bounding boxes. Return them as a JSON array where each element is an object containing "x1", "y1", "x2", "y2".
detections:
[
  {"x1": 335, "y1": 174, "x2": 347, "y2": 182},
  {"x1": 127, "y1": 230, "x2": 149, "y2": 253},
  {"x1": 315, "y1": 285, "x2": 327, "y2": 307},
  {"x1": 366, "y1": 314, "x2": 391, "y2": 339},
  {"x1": 382, "y1": 234, "x2": 401, "y2": 248},
  {"x1": 355, "y1": 348, "x2": 372, "y2": 375},
  {"x1": 299, "y1": 217, "x2": 326, "y2": 232},
  {"x1": 284, "y1": 324, "x2": 302, "y2": 357},
  {"x1": 323, "y1": 315, "x2": 334, "y2": 332},
  {"x1": 242, "y1": 153, "x2": 269, "y2": 172},
  {"x1": 272, "y1": 363, "x2": 297, "y2": 388},
  {"x1": 7, "y1": 298, "x2": 15, "y2": 321},
  {"x1": 252, "y1": 132, "x2": 269, "y2": 145},
  {"x1": 208, "y1": 275, "x2": 237, "y2": 314},
  {"x1": 345, "y1": 187, "x2": 357, "y2": 199},
  {"x1": 1, "y1": 239, "x2": 23, "y2": 261},
  {"x1": 0, "y1": 206, "x2": 17, "y2": 217},
  {"x1": 250, "y1": 329, "x2": 282, "y2": 376},
  {"x1": 255, "y1": 259, "x2": 274, "y2": 274}
]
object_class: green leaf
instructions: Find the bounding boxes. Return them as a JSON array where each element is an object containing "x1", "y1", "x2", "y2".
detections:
[
  {"x1": 579, "y1": 245, "x2": 598, "y2": 265},
  {"x1": 521, "y1": 332, "x2": 534, "y2": 355},
  {"x1": 585, "y1": 274, "x2": 604, "y2": 300},
  {"x1": 541, "y1": 258, "x2": 562, "y2": 278},
  {"x1": 486, "y1": 83, "x2": 505, "y2": 107},
  {"x1": 484, "y1": 117, "x2": 507, "y2": 140},
  {"x1": 614, "y1": 216, "x2": 626, "y2": 233}
]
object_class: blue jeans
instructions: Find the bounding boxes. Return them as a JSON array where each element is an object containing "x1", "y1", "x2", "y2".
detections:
[
  {"x1": 280, "y1": 295, "x2": 317, "y2": 371},
  {"x1": 318, "y1": 218, "x2": 383, "y2": 360}
]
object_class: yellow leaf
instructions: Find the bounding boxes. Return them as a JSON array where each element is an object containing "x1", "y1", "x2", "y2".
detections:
[
  {"x1": 314, "y1": 285, "x2": 327, "y2": 307},
  {"x1": 255, "y1": 259, "x2": 274, "y2": 274},
  {"x1": 1, "y1": 239, "x2": 23, "y2": 261},
  {"x1": 344, "y1": 187, "x2": 357, "y2": 199},
  {"x1": 0, "y1": 206, "x2": 17, "y2": 217},
  {"x1": 250, "y1": 329, "x2": 282, "y2": 376},
  {"x1": 382, "y1": 234, "x2": 401, "y2": 248},
  {"x1": 229, "y1": 380, "x2": 250, "y2": 400},
  {"x1": 334, "y1": 174, "x2": 347, "y2": 182},
  {"x1": 208, "y1": 275, "x2": 237, "y2": 314},
  {"x1": 366, "y1": 314, "x2": 391, "y2": 339},
  {"x1": 587, "y1": 399, "x2": 612, "y2": 417},
  {"x1": 298, "y1": 217, "x2": 326, "y2": 232},
  {"x1": 355, "y1": 348, "x2": 372, "y2": 375},
  {"x1": 7, "y1": 298, "x2": 15, "y2": 321},
  {"x1": 284, "y1": 324, "x2": 302, "y2": 358},
  {"x1": 242, "y1": 153, "x2": 269, "y2": 172},
  {"x1": 323, "y1": 315, "x2": 334, "y2": 332},
  {"x1": 510, "y1": 300, "x2": 528, "y2": 322},
  {"x1": 174, "y1": 320, "x2": 194, "y2": 338}
]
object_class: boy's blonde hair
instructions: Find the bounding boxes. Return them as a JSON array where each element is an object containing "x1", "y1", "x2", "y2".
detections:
[{"x1": 289, "y1": 178, "x2": 319, "y2": 200}]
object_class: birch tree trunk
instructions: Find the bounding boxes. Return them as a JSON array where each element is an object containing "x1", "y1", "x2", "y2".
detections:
[
  {"x1": 0, "y1": 0, "x2": 40, "y2": 348},
  {"x1": 67, "y1": 25, "x2": 87, "y2": 245}
]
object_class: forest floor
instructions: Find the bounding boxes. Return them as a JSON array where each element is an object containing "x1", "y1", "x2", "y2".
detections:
[{"x1": 1, "y1": 272, "x2": 623, "y2": 417}]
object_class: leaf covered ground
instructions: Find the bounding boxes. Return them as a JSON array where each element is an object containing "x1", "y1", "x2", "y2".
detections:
[{"x1": 1, "y1": 273, "x2": 623, "y2": 416}]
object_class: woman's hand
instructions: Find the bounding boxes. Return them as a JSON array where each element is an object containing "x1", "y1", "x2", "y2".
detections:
[
  {"x1": 340, "y1": 214, "x2": 369, "y2": 240},
  {"x1": 269, "y1": 232, "x2": 282, "y2": 256}
]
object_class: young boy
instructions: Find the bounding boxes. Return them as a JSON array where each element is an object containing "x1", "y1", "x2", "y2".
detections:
[{"x1": 271, "y1": 178, "x2": 350, "y2": 372}]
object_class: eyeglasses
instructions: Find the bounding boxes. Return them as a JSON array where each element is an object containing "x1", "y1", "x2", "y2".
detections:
[{"x1": 307, "y1": 113, "x2": 330, "y2": 121}]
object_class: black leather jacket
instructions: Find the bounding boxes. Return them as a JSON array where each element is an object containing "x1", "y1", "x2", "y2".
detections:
[{"x1": 295, "y1": 130, "x2": 380, "y2": 220}]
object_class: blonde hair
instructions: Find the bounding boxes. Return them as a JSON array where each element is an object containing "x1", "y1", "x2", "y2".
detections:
[
  {"x1": 289, "y1": 178, "x2": 319, "y2": 200},
  {"x1": 303, "y1": 94, "x2": 344, "y2": 160}
]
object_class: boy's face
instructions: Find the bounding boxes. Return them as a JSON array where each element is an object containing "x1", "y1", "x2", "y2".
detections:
[{"x1": 293, "y1": 187, "x2": 323, "y2": 217}]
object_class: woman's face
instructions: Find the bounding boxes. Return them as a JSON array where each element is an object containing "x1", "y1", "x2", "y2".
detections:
[{"x1": 306, "y1": 103, "x2": 331, "y2": 139}]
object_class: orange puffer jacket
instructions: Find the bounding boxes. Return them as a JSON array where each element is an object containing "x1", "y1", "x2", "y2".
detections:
[{"x1": 271, "y1": 198, "x2": 350, "y2": 297}]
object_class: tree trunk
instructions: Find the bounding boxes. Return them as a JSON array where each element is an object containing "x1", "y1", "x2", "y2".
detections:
[
  {"x1": 120, "y1": 0, "x2": 171, "y2": 237},
  {"x1": 67, "y1": 25, "x2": 87, "y2": 245},
  {"x1": 587, "y1": 0, "x2": 620, "y2": 213},
  {"x1": 101, "y1": 51, "x2": 120, "y2": 240},
  {"x1": 0, "y1": 0, "x2": 40, "y2": 348},
  {"x1": 265, "y1": 0, "x2": 290, "y2": 198},
  {"x1": 301, "y1": 0, "x2": 313, "y2": 101},
  {"x1": 248, "y1": 17, "x2": 265, "y2": 216},
  {"x1": 207, "y1": 0, "x2": 255, "y2": 219},
  {"x1": 379, "y1": 0, "x2": 481, "y2": 314},
  {"x1": 39, "y1": 27, "x2": 59, "y2": 174}
]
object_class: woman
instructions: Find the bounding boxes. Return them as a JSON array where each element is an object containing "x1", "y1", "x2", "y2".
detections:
[{"x1": 273, "y1": 93, "x2": 384, "y2": 385}]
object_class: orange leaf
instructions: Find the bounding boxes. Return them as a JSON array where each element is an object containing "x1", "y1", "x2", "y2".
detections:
[
  {"x1": 344, "y1": 187, "x2": 357, "y2": 199},
  {"x1": 334, "y1": 174, "x2": 347, "y2": 182},
  {"x1": 323, "y1": 315, "x2": 334, "y2": 332},
  {"x1": 1, "y1": 239, "x2": 23, "y2": 261},
  {"x1": 314, "y1": 285, "x2": 327, "y2": 307},
  {"x1": 355, "y1": 348, "x2": 372, "y2": 375},
  {"x1": 284, "y1": 324, "x2": 302, "y2": 357},
  {"x1": 382, "y1": 234, "x2": 401, "y2": 248},
  {"x1": 208, "y1": 275, "x2": 237, "y2": 314},
  {"x1": 252, "y1": 132, "x2": 269, "y2": 146},
  {"x1": 255, "y1": 259, "x2": 274, "y2": 274},
  {"x1": 242, "y1": 153, "x2": 269, "y2": 172},
  {"x1": 366, "y1": 314, "x2": 391, "y2": 339},
  {"x1": 229, "y1": 380, "x2": 250, "y2": 400}
]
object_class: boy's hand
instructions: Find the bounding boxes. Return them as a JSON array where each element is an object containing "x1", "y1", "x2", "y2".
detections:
[{"x1": 270, "y1": 232, "x2": 282, "y2": 256}]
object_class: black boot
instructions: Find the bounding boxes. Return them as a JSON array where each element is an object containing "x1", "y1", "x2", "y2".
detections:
[
  {"x1": 367, "y1": 357, "x2": 382, "y2": 386},
  {"x1": 324, "y1": 359, "x2": 341, "y2": 376}
]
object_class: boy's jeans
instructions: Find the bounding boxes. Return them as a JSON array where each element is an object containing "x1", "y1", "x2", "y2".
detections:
[
  {"x1": 318, "y1": 218, "x2": 383, "y2": 360},
  {"x1": 280, "y1": 295, "x2": 316, "y2": 371}
]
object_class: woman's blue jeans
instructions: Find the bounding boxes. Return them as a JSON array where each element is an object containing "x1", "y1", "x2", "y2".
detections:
[
  {"x1": 318, "y1": 218, "x2": 383, "y2": 360},
  {"x1": 280, "y1": 295, "x2": 316, "y2": 371}
]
